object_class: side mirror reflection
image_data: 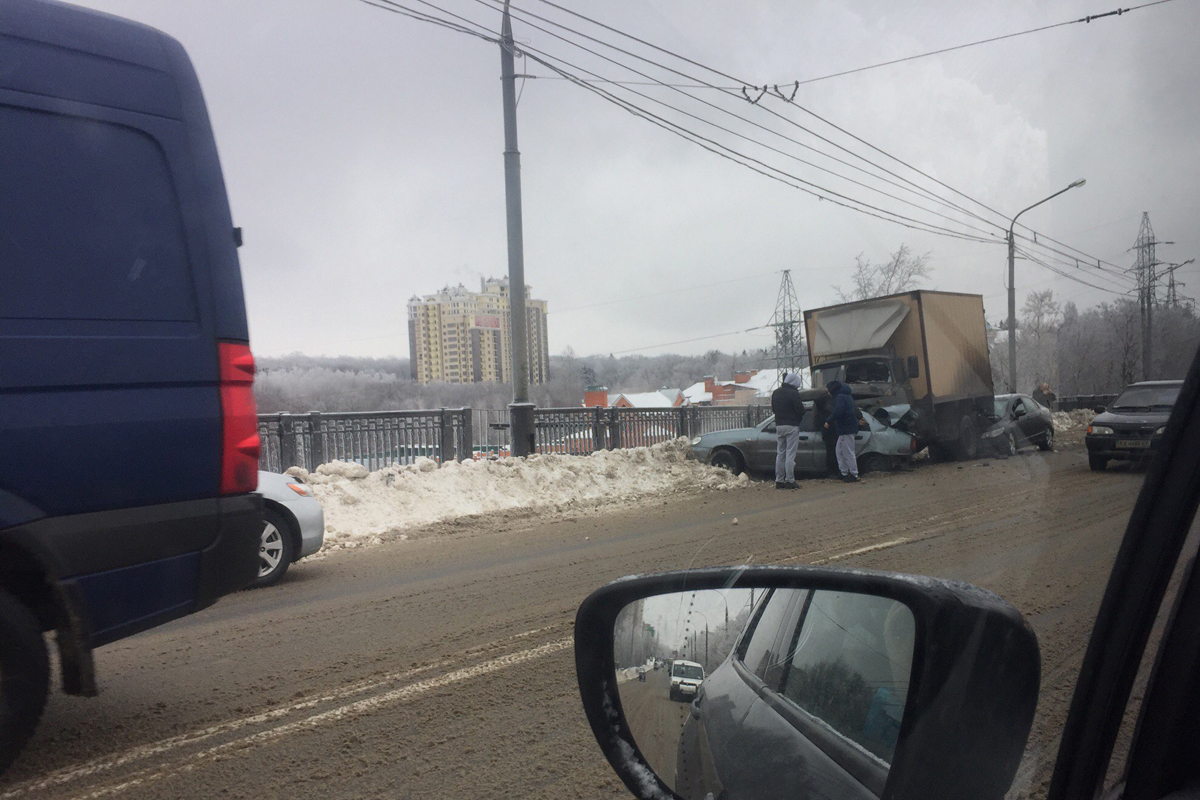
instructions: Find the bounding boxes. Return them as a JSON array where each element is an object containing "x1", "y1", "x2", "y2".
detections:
[{"x1": 615, "y1": 589, "x2": 915, "y2": 797}]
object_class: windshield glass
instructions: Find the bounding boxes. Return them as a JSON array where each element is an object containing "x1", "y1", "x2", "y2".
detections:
[
  {"x1": 8, "y1": 3, "x2": 1197, "y2": 800},
  {"x1": 1111, "y1": 385, "x2": 1181, "y2": 411},
  {"x1": 994, "y1": 398, "x2": 1011, "y2": 417},
  {"x1": 813, "y1": 360, "x2": 892, "y2": 387}
]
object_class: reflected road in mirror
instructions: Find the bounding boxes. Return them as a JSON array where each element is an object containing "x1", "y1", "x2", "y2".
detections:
[{"x1": 615, "y1": 588, "x2": 915, "y2": 800}]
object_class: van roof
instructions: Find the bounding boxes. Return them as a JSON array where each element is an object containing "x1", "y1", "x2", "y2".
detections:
[
  {"x1": 1, "y1": 0, "x2": 187, "y2": 119},
  {"x1": 673, "y1": 660, "x2": 703, "y2": 669}
]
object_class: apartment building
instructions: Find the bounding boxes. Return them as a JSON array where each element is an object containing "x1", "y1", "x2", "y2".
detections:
[{"x1": 407, "y1": 278, "x2": 549, "y2": 385}]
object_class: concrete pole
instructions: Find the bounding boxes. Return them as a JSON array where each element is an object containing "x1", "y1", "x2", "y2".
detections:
[
  {"x1": 1006, "y1": 180, "x2": 1085, "y2": 394},
  {"x1": 1007, "y1": 231, "x2": 1017, "y2": 393},
  {"x1": 500, "y1": 1, "x2": 535, "y2": 456}
]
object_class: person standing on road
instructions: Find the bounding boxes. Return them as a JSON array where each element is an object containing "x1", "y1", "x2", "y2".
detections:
[
  {"x1": 813, "y1": 385, "x2": 839, "y2": 478},
  {"x1": 1033, "y1": 382, "x2": 1058, "y2": 409},
  {"x1": 826, "y1": 380, "x2": 862, "y2": 482},
  {"x1": 771, "y1": 373, "x2": 805, "y2": 490}
]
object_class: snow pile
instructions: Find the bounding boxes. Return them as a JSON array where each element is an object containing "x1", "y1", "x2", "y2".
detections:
[
  {"x1": 293, "y1": 438, "x2": 748, "y2": 550},
  {"x1": 1052, "y1": 409, "x2": 1096, "y2": 432}
]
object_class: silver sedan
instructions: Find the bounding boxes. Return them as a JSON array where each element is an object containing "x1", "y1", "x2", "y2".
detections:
[
  {"x1": 252, "y1": 470, "x2": 325, "y2": 588},
  {"x1": 691, "y1": 411, "x2": 916, "y2": 476}
]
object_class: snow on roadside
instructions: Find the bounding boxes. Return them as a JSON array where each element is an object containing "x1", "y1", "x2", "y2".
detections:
[
  {"x1": 1053, "y1": 409, "x2": 1096, "y2": 432},
  {"x1": 292, "y1": 438, "x2": 748, "y2": 551}
]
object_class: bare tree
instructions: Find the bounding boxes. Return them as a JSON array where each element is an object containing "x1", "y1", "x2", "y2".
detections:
[
  {"x1": 834, "y1": 244, "x2": 932, "y2": 302},
  {"x1": 1017, "y1": 290, "x2": 1062, "y2": 392}
]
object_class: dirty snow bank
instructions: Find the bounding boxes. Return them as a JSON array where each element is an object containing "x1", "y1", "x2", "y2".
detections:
[
  {"x1": 292, "y1": 438, "x2": 748, "y2": 550},
  {"x1": 1053, "y1": 409, "x2": 1096, "y2": 432}
]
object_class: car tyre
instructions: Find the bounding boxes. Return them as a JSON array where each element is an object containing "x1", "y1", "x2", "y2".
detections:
[
  {"x1": 1089, "y1": 454, "x2": 1109, "y2": 472},
  {"x1": 1039, "y1": 428, "x2": 1055, "y2": 451},
  {"x1": 250, "y1": 509, "x2": 295, "y2": 589},
  {"x1": 0, "y1": 588, "x2": 50, "y2": 776},
  {"x1": 858, "y1": 452, "x2": 887, "y2": 474},
  {"x1": 709, "y1": 448, "x2": 744, "y2": 475}
]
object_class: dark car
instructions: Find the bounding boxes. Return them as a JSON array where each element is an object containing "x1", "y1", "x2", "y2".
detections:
[
  {"x1": 0, "y1": 0, "x2": 260, "y2": 772},
  {"x1": 981, "y1": 393, "x2": 1055, "y2": 456},
  {"x1": 1085, "y1": 380, "x2": 1182, "y2": 471}
]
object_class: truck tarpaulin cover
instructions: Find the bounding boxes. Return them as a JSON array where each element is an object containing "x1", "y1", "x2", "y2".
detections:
[{"x1": 812, "y1": 299, "x2": 910, "y2": 357}]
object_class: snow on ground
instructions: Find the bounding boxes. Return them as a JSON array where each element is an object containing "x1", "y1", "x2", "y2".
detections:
[
  {"x1": 1053, "y1": 409, "x2": 1096, "y2": 432},
  {"x1": 292, "y1": 438, "x2": 748, "y2": 551}
]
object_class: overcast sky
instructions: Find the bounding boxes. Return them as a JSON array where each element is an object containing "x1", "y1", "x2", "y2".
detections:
[{"x1": 77, "y1": 0, "x2": 1199, "y2": 359}]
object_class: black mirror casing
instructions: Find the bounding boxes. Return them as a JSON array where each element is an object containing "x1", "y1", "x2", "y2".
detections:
[
  {"x1": 907, "y1": 356, "x2": 920, "y2": 380},
  {"x1": 576, "y1": 566, "x2": 1040, "y2": 800}
]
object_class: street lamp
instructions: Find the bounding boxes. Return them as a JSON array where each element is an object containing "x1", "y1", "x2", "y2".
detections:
[
  {"x1": 1007, "y1": 179, "x2": 1086, "y2": 392},
  {"x1": 690, "y1": 609, "x2": 710, "y2": 668}
]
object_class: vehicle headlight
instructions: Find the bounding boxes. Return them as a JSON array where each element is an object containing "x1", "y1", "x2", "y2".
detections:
[
  {"x1": 982, "y1": 428, "x2": 1005, "y2": 438},
  {"x1": 1089, "y1": 425, "x2": 1114, "y2": 435},
  {"x1": 1156, "y1": 426, "x2": 1166, "y2": 435},
  {"x1": 690, "y1": 437, "x2": 703, "y2": 446}
]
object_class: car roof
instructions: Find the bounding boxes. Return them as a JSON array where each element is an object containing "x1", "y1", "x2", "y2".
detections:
[
  {"x1": 1126, "y1": 380, "x2": 1184, "y2": 387},
  {"x1": 673, "y1": 660, "x2": 703, "y2": 668}
]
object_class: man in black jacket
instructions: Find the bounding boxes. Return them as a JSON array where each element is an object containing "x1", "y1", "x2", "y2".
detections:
[
  {"x1": 813, "y1": 386, "x2": 839, "y2": 477},
  {"x1": 770, "y1": 373, "x2": 805, "y2": 489}
]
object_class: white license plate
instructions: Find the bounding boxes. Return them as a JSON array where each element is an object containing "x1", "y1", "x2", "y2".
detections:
[{"x1": 1116, "y1": 440, "x2": 1151, "y2": 449}]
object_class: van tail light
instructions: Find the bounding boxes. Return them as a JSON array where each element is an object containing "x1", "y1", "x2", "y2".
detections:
[{"x1": 219, "y1": 342, "x2": 260, "y2": 494}]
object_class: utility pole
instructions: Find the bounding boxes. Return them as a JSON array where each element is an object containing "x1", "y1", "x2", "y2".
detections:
[
  {"x1": 499, "y1": 1, "x2": 535, "y2": 457},
  {"x1": 767, "y1": 270, "x2": 806, "y2": 383},
  {"x1": 1006, "y1": 180, "x2": 1086, "y2": 393}
]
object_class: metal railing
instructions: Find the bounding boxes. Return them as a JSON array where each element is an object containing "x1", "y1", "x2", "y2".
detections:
[
  {"x1": 257, "y1": 409, "x2": 471, "y2": 472},
  {"x1": 1056, "y1": 395, "x2": 1116, "y2": 412},
  {"x1": 259, "y1": 404, "x2": 773, "y2": 471}
]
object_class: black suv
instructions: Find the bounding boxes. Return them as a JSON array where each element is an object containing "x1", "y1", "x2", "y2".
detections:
[{"x1": 1086, "y1": 380, "x2": 1182, "y2": 471}]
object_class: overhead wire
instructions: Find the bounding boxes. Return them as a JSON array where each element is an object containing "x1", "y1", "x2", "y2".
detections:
[{"x1": 506, "y1": 0, "x2": 1157, "y2": 279}]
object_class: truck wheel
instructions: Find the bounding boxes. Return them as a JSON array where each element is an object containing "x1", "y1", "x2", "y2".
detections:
[
  {"x1": 1039, "y1": 429, "x2": 1055, "y2": 452},
  {"x1": 0, "y1": 589, "x2": 50, "y2": 776},
  {"x1": 927, "y1": 442, "x2": 954, "y2": 462},
  {"x1": 954, "y1": 418, "x2": 980, "y2": 461}
]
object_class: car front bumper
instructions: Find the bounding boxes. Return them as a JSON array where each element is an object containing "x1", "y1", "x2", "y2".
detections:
[{"x1": 1086, "y1": 434, "x2": 1163, "y2": 461}]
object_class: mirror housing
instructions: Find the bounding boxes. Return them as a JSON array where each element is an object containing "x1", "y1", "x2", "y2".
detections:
[
  {"x1": 907, "y1": 356, "x2": 920, "y2": 380},
  {"x1": 576, "y1": 566, "x2": 1039, "y2": 800}
]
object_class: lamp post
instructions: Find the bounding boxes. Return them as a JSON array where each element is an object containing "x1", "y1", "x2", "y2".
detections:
[{"x1": 1007, "y1": 180, "x2": 1086, "y2": 392}]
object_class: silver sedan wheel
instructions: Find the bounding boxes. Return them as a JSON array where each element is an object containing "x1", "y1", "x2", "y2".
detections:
[{"x1": 259, "y1": 521, "x2": 285, "y2": 578}]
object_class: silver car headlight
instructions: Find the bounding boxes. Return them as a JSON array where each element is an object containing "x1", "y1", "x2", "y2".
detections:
[
  {"x1": 1156, "y1": 426, "x2": 1166, "y2": 435},
  {"x1": 1089, "y1": 425, "x2": 1114, "y2": 435},
  {"x1": 690, "y1": 437, "x2": 703, "y2": 446}
]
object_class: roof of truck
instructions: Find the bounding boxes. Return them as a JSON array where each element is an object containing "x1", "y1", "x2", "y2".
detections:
[{"x1": 803, "y1": 289, "x2": 985, "y2": 317}]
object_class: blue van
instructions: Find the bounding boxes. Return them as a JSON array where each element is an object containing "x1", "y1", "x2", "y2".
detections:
[{"x1": 0, "y1": 0, "x2": 261, "y2": 771}]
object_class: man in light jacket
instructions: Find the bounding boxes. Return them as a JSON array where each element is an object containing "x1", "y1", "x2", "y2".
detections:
[{"x1": 770, "y1": 373, "x2": 805, "y2": 490}]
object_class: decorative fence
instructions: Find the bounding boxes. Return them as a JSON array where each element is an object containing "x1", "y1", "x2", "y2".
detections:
[{"x1": 258, "y1": 405, "x2": 774, "y2": 472}]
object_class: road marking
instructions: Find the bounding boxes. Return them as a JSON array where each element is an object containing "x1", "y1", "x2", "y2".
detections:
[
  {"x1": 61, "y1": 637, "x2": 572, "y2": 800},
  {"x1": 812, "y1": 537, "x2": 911, "y2": 564},
  {"x1": 3, "y1": 625, "x2": 567, "y2": 800}
]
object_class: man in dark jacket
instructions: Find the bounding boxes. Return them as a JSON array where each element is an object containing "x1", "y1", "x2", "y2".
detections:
[
  {"x1": 826, "y1": 380, "x2": 862, "y2": 482},
  {"x1": 770, "y1": 373, "x2": 805, "y2": 489},
  {"x1": 812, "y1": 387, "x2": 838, "y2": 477}
]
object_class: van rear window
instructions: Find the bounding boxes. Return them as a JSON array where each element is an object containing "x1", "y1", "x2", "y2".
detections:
[{"x1": 0, "y1": 105, "x2": 196, "y2": 322}]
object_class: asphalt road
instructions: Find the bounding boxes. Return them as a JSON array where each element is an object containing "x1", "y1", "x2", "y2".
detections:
[
  {"x1": 615, "y1": 669, "x2": 690, "y2": 787},
  {"x1": 2, "y1": 439, "x2": 1145, "y2": 800}
]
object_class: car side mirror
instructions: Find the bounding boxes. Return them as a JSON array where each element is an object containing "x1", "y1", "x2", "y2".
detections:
[
  {"x1": 1015, "y1": 406, "x2": 1027, "y2": 418},
  {"x1": 575, "y1": 567, "x2": 1039, "y2": 800},
  {"x1": 907, "y1": 356, "x2": 920, "y2": 379}
]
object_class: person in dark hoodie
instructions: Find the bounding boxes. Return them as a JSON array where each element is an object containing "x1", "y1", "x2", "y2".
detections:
[
  {"x1": 812, "y1": 384, "x2": 839, "y2": 477},
  {"x1": 825, "y1": 380, "x2": 863, "y2": 482},
  {"x1": 770, "y1": 373, "x2": 805, "y2": 490}
]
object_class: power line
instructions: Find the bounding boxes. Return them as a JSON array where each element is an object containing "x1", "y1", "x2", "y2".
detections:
[
  {"x1": 522, "y1": 0, "x2": 1177, "y2": 90},
  {"x1": 356, "y1": 0, "x2": 497, "y2": 41},
  {"x1": 550, "y1": 271, "x2": 778, "y2": 315},
  {"x1": 607, "y1": 326, "x2": 771, "y2": 356},
  {"x1": 505, "y1": 0, "x2": 1152, "y2": 279},
  {"x1": 1013, "y1": 245, "x2": 1130, "y2": 295}
]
